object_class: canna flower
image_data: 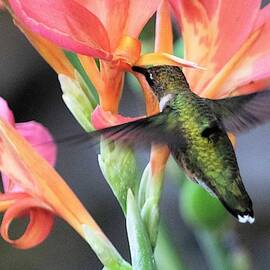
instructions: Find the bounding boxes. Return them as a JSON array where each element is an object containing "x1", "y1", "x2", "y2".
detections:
[
  {"x1": 0, "y1": 99, "x2": 115, "y2": 254},
  {"x1": 0, "y1": 97, "x2": 56, "y2": 248},
  {"x1": 4, "y1": 0, "x2": 199, "y2": 250},
  {"x1": 7, "y1": 0, "x2": 199, "y2": 114},
  {"x1": 170, "y1": 0, "x2": 270, "y2": 99}
]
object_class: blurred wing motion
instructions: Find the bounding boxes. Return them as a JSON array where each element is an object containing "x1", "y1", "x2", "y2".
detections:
[
  {"x1": 209, "y1": 90, "x2": 270, "y2": 133},
  {"x1": 90, "y1": 110, "x2": 187, "y2": 149}
]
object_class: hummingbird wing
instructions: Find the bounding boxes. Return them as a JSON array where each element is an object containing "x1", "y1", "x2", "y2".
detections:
[
  {"x1": 209, "y1": 90, "x2": 270, "y2": 133},
  {"x1": 88, "y1": 110, "x2": 187, "y2": 149}
]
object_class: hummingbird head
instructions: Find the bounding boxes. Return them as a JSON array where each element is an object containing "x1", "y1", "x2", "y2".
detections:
[{"x1": 132, "y1": 65, "x2": 190, "y2": 98}]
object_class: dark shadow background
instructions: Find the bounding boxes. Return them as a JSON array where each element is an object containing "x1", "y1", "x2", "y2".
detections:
[{"x1": 1, "y1": 7, "x2": 270, "y2": 270}]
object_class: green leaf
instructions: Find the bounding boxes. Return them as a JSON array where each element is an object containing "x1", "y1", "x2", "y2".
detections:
[
  {"x1": 59, "y1": 74, "x2": 94, "y2": 132},
  {"x1": 195, "y1": 230, "x2": 230, "y2": 270},
  {"x1": 98, "y1": 139, "x2": 139, "y2": 213},
  {"x1": 83, "y1": 225, "x2": 132, "y2": 270},
  {"x1": 138, "y1": 163, "x2": 165, "y2": 246},
  {"x1": 141, "y1": 197, "x2": 159, "y2": 246},
  {"x1": 126, "y1": 190, "x2": 156, "y2": 270},
  {"x1": 155, "y1": 223, "x2": 185, "y2": 270},
  {"x1": 138, "y1": 164, "x2": 150, "y2": 209},
  {"x1": 64, "y1": 50, "x2": 99, "y2": 106}
]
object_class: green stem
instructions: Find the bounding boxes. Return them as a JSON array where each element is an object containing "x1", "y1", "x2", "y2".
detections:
[
  {"x1": 155, "y1": 223, "x2": 186, "y2": 270},
  {"x1": 195, "y1": 230, "x2": 230, "y2": 270}
]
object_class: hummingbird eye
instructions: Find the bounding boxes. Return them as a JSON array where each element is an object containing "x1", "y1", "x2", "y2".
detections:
[
  {"x1": 144, "y1": 72, "x2": 155, "y2": 87},
  {"x1": 131, "y1": 66, "x2": 155, "y2": 87}
]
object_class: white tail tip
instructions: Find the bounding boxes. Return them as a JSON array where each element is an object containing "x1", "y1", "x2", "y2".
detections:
[{"x1": 237, "y1": 214, "x2": 255, "y2": 224}]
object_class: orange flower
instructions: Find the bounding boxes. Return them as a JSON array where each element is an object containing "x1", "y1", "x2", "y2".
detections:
[
  {"x1": 170, "y1": 0, "x2": 270, "y2": 98},
  {"x1": 0, "y1": 116, "x2": 105, "y2": 249},
  {"x1": 8, "y1": 0, "x2": 200, "y2": 114}
]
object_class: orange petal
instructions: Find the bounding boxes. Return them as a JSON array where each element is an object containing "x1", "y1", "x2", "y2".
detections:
[
  {"x1": 155, "y1": 0, "x2": 173, "y2": 53},
  {"x1": 91, "y1": 106, "x2": 144, "y2": 130},
  {"x1": 114, "y1": 36, "x2": 141, "y2": 66},
  {"x1": 233, "y1": 77, "x2": 270, "y2": 95},
  {"x1": 216, "y1": 10, "x2": 270, "y2": 96},
  {"x1": 1, "y1": 197, "x2": 54, "y2": 249},
  {"x1": 77, "y1": 0, "x2": 129, "y2": 50},
  {"x1": 0, "y1": 119, "x2": 103, "y2": 239},
  {"x1": 134, "y1": 73, "x2": 159, "y2": 116},
  {"x1": 99, "y1": 61, "x2": 124, "y2": 113},
  {"x1": 9, "y1": 0, "x2": 112, "y2": 59},
  {"x1": 124, "y1": 0, "x2": 161, "y2": 39},
  {"x1": 78, "y1": 55, "x2": 104, "y2": 91},
  {"x1": 200, "y1": 27, "x2": 263, "y2": 98},
  {"x1": 17, "y1": 23, "x2": 74, "y2": 77},
  {"x1": 150, "y1": 145, "x2": 169, "y2": 177},
  {"x1": 172, "y1": 0, "x2": 261, "y2": 92},
  {"x1": 136, "y1": 52, "x2": 204, "y2": 69},
  {"x1": 0, "y1": 192, "x2": 28, "y2": 212}
]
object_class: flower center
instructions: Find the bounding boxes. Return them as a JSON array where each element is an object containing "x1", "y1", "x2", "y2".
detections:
[{"x1": 113, "y1": 36, "x2": 141, "y2": 69}]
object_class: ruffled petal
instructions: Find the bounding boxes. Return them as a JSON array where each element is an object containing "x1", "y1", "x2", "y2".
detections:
[
  {"x1": 15, "y1": 121, "x2": 57, "y2": 166},
  {"x1": 1, "y1": 197, "x2": 54, "y2": 249},
  {"x1": 0, "y1": 97, "x2": 15, "y2": 126},
  {"x1": 9, "y1": 0, "x2": 112, "y2": 59},
  {"x1": 171, "y1": 0, "x2": 261, "y2": 92},
  {"x1": 216, "y1": 5, "x2": 270, "y2": 96},
  {"x1": 91, "y1": 106, "x2": 143, "y2": 130}
]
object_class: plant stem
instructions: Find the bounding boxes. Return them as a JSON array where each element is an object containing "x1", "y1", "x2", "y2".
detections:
[
  {"x1": 155, "y1": 223, "x2": 186, "y2": 270},
  {"x1": 195, "y1": 230, "x2": 230, "y2": 270}
]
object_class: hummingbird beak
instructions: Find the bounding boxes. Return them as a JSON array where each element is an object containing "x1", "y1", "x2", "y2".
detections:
[{"x1": 131, "y1": 66, "x2": 148, "y2": 75}]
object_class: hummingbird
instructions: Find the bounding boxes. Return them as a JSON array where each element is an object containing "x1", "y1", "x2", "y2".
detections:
[{"x1": 92, "y1": 65, "x2": 270, "y2": 224}]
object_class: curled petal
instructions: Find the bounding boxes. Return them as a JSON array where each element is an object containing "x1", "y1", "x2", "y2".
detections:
[
  {"x1": 0, "y1": 97, "x2": 15, "y2": 126},
  {"x1": 92, "y1": 106, "x2": 144, "y2": 130},
  {"x1": 15, "y1": 121, "x2": 57, "y2": 166},
  {"x1": 0, "y1": 119, "x2": 103, "y2": 239},
  {"x1": 1, "y1": 197, "x2": 54, "y2": 249},
  {"x1": 114, "y1": 36, "x2": 141, "y2": 66},
  {"x1": 0, "y1": 192, "x2": 28, "y2": 212},
  {"x1": 135, "y1": 52, "x2": 204, "y2": 69},
  {"x1": 9, "y1": 0, "x2": 112, "y2": 59}
]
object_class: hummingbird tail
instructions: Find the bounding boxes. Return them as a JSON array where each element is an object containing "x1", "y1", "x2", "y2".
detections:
[{"x1": 220, "y1": 197, "x2": 255, "y2": 224}]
